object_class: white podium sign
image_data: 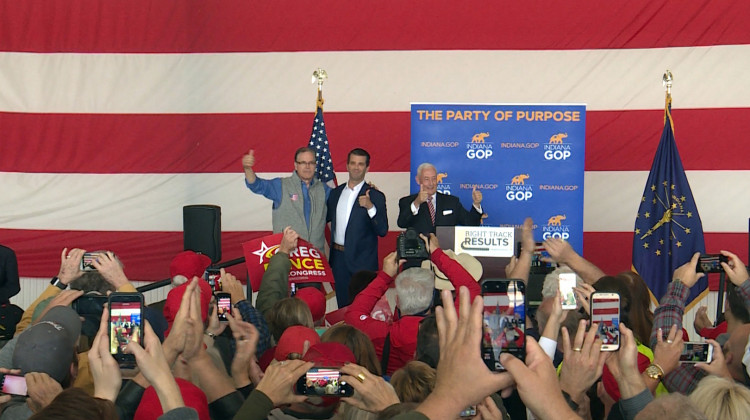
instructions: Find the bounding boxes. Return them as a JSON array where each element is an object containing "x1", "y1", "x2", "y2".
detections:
[{"x1": 453, "y1": 226, "x2": 515, "y2": 257}]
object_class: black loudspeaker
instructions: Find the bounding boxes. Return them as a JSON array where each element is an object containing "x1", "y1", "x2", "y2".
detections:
[{"x1": 183, "y1": 205, "x2": 222, "y2": 263}]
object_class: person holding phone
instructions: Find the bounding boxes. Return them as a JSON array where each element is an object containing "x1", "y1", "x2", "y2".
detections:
[
  {"x1": 650, "y1": 251, "x2": 750, "y2": 395},
  {"x1": 86, "y1": 304, "x2": 199, "y2": 420},
  {"x1": 345, "y1": 234, "x2": 481, "y2": 375}
]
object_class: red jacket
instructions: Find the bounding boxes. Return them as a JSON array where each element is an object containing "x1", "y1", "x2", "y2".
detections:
[
  {"x1": 699, "y1": 321, "x2": 728, "y2": 340},
  {"x1": 345, "y1": 248, "x2": 481, "y2": 375}
]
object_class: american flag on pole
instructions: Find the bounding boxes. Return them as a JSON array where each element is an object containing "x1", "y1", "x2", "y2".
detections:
[
  {"x1": 309, "y1": 106, "x2": 337, "y2": 188},
  {"x1": 1, "y1": 1, "x2": 749, "y2": 285}
]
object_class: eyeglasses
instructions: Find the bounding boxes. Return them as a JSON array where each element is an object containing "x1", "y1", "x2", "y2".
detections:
[{"x1": 295, "y1": 161, "x2": 316, "y2": 166}]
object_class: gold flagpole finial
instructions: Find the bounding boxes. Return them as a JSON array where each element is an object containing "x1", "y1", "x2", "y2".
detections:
[
  {"x1": 662, "y1": 70, "x2": 674, "y2": 128},
  {"x1": 312, "y1": 68, "x2": 327, "y2": 109},
  {"x1": 662, "y1": 70, "x2": 673, "y2": 98}
]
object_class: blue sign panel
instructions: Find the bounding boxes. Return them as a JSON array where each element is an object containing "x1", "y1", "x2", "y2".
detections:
[{"x1": 410, "y1": 103, "x2": 586, "y2": 253}]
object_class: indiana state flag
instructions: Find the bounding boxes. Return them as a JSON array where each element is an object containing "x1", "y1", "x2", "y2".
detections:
[{"x1": 633, "y1": 97, "x2": 706, "y2": 304}]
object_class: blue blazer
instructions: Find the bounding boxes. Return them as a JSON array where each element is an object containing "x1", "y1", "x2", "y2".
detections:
[{"x1": 327, "y1": 183, "x2": 388, "y2": 273}]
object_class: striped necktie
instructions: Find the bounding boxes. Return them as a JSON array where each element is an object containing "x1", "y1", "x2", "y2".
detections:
[{"x1": 427, "y1": 196, "x2": 436, "y2": 225}]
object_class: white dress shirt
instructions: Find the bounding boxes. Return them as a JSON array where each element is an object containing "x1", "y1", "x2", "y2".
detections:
[{"x1": 333, "y1": 181, "x2": 377, "y2": 246}]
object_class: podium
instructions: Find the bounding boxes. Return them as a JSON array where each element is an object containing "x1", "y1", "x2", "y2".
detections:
[
  {"x1": 435, "y1": 225, "x2": 549, "y2": 308},
  {"x1": 435, "y1": 226, "x2": 520, "y2": 278}
]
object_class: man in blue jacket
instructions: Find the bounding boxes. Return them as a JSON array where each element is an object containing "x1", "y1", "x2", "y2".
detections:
[{"x1": 327, "y1": 148, "x2": 388, "y2": 307}]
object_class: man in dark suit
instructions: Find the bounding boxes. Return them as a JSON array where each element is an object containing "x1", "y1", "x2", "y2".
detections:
[
  {"x1": 397, "y1": 163, "x2": 483, "y2": 235},
  {"x1": 0, "y1": 244, "x2": 20, "y2": 304},
  {"x1": 327, "y1": 148, "x2": 388, "y2": 307}
]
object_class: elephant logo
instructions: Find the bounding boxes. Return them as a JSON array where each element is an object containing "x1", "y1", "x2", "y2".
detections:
[
  {"x1": 549, "y1": 133, "x2": 568, "y2": 144},
  {"x1": 547, "y1": 215, "x2": 567, "y2": 226},
  {"x1": 437, "y1": 173, "x2": 448, "y2": 184},
  {"x1": 472, "y1": 132, "x2": 490, "y2": 143},
  {"x1": 510, "y1": 174, "x2": 530, "y2": 185}
]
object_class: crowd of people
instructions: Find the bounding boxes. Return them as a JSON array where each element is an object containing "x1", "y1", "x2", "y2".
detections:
[{"x1": 0, "y1": 149, "x2": 749, "y2": 420}]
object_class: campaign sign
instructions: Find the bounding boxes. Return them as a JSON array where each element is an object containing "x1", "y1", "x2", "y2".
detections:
[
  {"x1": 454, "y1": 226, "x2": 515, "y2": 257},
  {"x1": 411, "y1": 103, "x2": 586, "y2": 254},
  {"x1": 242, "y1": 233, "x2": 334, "y2": 292}
]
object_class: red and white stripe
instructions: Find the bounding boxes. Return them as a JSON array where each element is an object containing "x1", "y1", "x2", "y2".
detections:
[{"x1": 2, "y1": 1, "x2": 749, "y2": 283}]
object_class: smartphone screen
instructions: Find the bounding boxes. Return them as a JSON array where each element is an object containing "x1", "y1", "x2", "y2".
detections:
[
  {"x1": 0, "y1": 374, "x2": 27, "y2": 396},
  {"x1": 216, "y1": 293, "x2": 231, "y2": 322},
  {"x1": 205, "y1": 269, "x2": 222, "y2": 292},
  {"x1": 591, "y1": 293, "x2": 620, "y2": 351},
  {"x1": 459, "y1": 406, "x2": 477, "y2": 417},
  {"x1": 80, "y1": 252, "x2": 98, "y2": 271},
  {"x1": 296, "y1": 368, "x2": 353, "y2": 397},
  {"x1": 680, "y1": 342, "x2": 713, "y2": 364},
  {"x1": 558, "y1": 273, "x2": 577, "y2": 310},
  {"x1": 109, "y1": 295, "x2": 143, "y2": 363},
  {"x1": 697, "y1": 254, "x2": 728, "y2": 274},
  {"x1": 481, "y1": 280, "x2": 525, "y2": 371}
]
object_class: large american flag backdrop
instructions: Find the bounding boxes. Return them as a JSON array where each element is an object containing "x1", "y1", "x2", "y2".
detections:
[{"x1": 2, "y1": 1, "x2": 749, "y2": 283}]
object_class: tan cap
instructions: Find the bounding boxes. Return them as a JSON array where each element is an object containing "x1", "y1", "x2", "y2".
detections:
[{"x1": 421, "y1": 250, "x2": 483, "y2": 290}]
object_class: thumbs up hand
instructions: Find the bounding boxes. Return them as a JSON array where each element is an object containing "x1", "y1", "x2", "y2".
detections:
[
  {"x1": 472, "y1": 186, "x2": 483, "y2": 205},
  {"x1": 358, "y1": 189, "x2": 374, "y2": 210}
]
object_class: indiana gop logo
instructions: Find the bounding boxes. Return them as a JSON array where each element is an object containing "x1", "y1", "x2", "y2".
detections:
[
  {"x1": 543, "y1": 133, "x2": 572, "y2": 161},
  {"x1": 542, "y1": 214, "x2": 570, "y2": 240},
  {"x1": 466, "y1": 132, "x2": 494, "y2": 160},
  {"x1": 436, "y1": 172, "x2": 452, "y2": 195},
  {"x1": 505, "y1": 174, "x2": 533, "y2": 201}
]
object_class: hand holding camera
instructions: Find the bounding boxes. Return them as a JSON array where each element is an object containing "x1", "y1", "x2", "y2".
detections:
[
  {"x1": 58, "y1": 248, "x2": 85, "y2": 285},
  {"x1": 396, "y1": 228, "x2": 429, "y2": 261},
  {"x1": 381, "y1": 252, "x2": 406, "y2": 278}
]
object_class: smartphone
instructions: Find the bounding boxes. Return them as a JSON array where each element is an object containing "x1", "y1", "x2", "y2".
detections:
[
  {"x1": 591, "y1": 292, "x2": 620, "y2": 351},
  {"x1": 72, "y1": 294, "x2": 108, "y2": 316},
  {"x1": 295, "y1": 368, "x2": 354, "y2": 397},
  {"x1": 680, "y1": 342, "x2": 713, "y2": 364},
  {"x1": 0, "y1": 374, "x2": 27, "y2": 396},
  {"x1": 516, "y1": 242, "x2": 553, "y2": 269},
  {"x1": 80, "y1": 252, "x2": 98, "y2": 271},
  {"x1": 697, "y1": 254, "x2": 729, "y2": 274},
  {"x1": 558, "y1": 272, "x2": 577, "y2": 310},
  {"x1": 216, "y1": 292, "x2": 231, "y2": 323},
  {"x1": 205, "y1": 268, "x2": 222, "y2": 292},
  {"x1": 459, "y1": 406, "x2": 477, "y2": 417},
  {"x1": 109, "y1": 292, "x2": 144, "y2": 366},
  {"x1": 480, "y1": 279, "x2": 526, "y2": 372}
]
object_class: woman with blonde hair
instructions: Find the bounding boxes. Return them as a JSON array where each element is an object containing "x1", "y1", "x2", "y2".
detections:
[{"x1": 689, "y1": 376, "x2": 750, "y2": 420}]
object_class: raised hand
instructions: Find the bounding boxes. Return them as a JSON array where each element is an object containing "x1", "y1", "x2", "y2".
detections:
[
  {"x1": 472, "y1": 186, "x2": 482, "y2": 206},
  {"x1": 358, "y1": 189, "x2": 374, "y2": 210}
]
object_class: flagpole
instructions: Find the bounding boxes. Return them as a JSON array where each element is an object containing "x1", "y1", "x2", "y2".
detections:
[{"x1": 662, "y1": 70, "x2": 673, "y2": 129}]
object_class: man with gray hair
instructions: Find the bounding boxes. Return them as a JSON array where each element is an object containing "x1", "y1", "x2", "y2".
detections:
[
  {"x1": 242, "y1": 147, "x2": 331, "y2": 251},
  {"x1": 397, "y1": 162, "x2": 483, "y2": 235},
  {"x1": 345, "y1": 234, "x2": 481, "y2": 375}
]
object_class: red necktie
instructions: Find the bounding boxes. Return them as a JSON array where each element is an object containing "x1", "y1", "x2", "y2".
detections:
[{"x1": 427, "y1": 196, "x2": 436, "y2": 225}]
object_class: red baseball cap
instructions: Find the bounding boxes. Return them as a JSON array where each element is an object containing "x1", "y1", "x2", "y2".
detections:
[
  {"x1": 303, "y1": 342, "x2": 356, "y2": 367},
  {"x1": 295, "y1": 287, "x2": 326, "y2": 322},
  {"x1": 274, "y1": 326, "x2": 321, "y2": 361},
  {"x1": 170, "y1": 251, "x2": 211, "y2": 280}
]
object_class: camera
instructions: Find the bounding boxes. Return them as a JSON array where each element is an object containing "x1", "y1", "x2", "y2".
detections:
[
  {"x1": 397, "y1": 228, "x2": 429, "y2": 260},
  {"x1": 72, "y1": 294, "x2": 108, "y2": 316}
]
